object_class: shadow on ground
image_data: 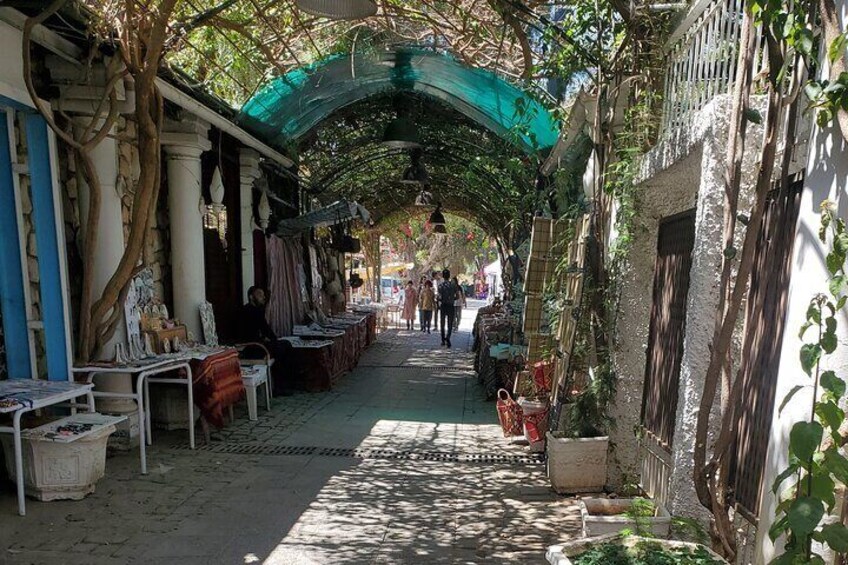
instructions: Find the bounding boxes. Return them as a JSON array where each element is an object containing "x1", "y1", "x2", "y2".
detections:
[{"x1": 0, "y1": 306, "x2": 581, "y2": 564}]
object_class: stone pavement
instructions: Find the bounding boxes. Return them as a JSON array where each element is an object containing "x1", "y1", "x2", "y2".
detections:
[{"x1": 0, "y1": 304, "x2": 581, "y2": 564}]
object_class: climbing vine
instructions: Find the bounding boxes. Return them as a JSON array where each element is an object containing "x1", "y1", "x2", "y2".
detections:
[{"x1": 769, "y1": 202, "x2": 848, "y2": 564}]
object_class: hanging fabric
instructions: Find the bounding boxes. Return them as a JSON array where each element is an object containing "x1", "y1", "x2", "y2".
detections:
[{"x1": 266, "y1": 235, "x2": 307, "y2": 336}]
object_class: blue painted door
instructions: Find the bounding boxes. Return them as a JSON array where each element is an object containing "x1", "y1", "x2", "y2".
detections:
[
  {"x1": 0, "y1": 109, "x2": 32, "y2": 379},
  {"x1": 0, "y1": 102, "x2": 70, "y2": 380}
]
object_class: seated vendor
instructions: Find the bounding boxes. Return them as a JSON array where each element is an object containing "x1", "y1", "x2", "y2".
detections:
[
  {"x1": 238, "y1": 287, "x2": 292, "y2": 395},
  {"x1": 238, "y1": 287, "x2": 277, "y2": 343}
]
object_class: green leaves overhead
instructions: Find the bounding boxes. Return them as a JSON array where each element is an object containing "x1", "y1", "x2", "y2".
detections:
[{"x1": 298, "y1": 93, "x2": 536, "y2": 240}]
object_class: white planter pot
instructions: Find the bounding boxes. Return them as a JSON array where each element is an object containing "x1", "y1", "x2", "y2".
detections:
[
  {"x1": 1, "y1": 424, "x2": 115, "y2": 501},
  {"x1": 546, "y1": 432, "x2": 608, "y2": 493},
  {"x1": 546, "y1": 534, "x2": 727, "y2": 565},
  {"x1": 579, "y1": 498, "x2": 671, "y2": 538}
]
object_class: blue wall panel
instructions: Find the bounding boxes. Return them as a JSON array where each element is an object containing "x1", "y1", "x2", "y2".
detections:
[
  {"x1": 25, "y1": 113, "x2": 69, "y2": 381},
  {"x1": 0, "y1": 111, "x2": 32, "y2": 379}
]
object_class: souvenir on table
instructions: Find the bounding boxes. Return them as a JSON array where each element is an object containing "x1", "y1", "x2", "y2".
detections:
[{"x1": 199, "y1": 301, "x2": 219, "y2": 347}]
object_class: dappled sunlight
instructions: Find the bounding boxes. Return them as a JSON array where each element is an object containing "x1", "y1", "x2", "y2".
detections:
[{"x1": 0, "y1": 304, "x2": 583, "y2": 563}]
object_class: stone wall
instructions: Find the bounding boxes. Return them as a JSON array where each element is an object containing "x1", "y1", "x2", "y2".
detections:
[{"x1": 115, "y1": 117, "x2": 171, "y2": 305}]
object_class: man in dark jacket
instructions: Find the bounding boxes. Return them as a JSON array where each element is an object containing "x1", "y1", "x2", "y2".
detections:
[
  {"x1": 238, "y1": 287, "x2": 277, "y2": 343},
  {"x1": 437, "y1": 269, "x2": 460, "y2": 348}
]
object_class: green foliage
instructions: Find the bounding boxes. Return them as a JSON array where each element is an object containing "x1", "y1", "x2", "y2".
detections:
[
  {"x1": 770, "y1": 201, "x2": 848, "y2": 562},
  {"x1": 572, "y1": 541, "x2": 723, "y2": 565},
  {"x1": 622, "y1": 498, "x2": 658, "y2": 538},
  {"x1": 379, "y1": 210, "x2": 495, "y2": 278},
  {"x1": 751, "y1": 0, "x2": 848, "y2": 129}
]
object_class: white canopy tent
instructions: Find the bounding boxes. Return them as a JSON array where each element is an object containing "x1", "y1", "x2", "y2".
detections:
[{"x1": 483, "y1": 259, "x2": 502, "y2": 302}]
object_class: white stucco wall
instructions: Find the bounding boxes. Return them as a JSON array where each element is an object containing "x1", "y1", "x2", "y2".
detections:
[
  {"x1": 612, "y1": 95, "x2": 763, "y2": 503},
  {"x1": 609, "y1": 147, "x2": 701, "y2": 491},
  {"x1": 756, "y1": 3, "x2": 848, "y2": 559},
  {"x1": 0, "y1": 18, "x2": 31, "y2": 105}
]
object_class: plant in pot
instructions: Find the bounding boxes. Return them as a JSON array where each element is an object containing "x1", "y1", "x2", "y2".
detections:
[
  {"x1": 547, "y1": 534, "x2": 727, "y2": 565},
  {"x1": 579, "y1": 496, "x2": 671, "y2": 539},
  {"x1": 547, "y1": 361, "x2": 615, "y2": 493}
]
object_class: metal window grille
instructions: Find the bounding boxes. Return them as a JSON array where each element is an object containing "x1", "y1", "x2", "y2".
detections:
[
  {"x1": 730, "y1": 178, "x2": 803, "y2": 521},
  {"x1": 640, "y1": 210, "x2": 697, "y2": 448}
]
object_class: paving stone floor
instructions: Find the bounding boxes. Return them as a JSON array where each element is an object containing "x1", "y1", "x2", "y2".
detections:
[{"x1": 0, "y1": 304, "x2": 581, "y2": 564}]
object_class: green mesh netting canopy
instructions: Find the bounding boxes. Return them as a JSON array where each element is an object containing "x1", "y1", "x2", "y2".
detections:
[{"x1": 237, "y1": 48, "x2": 560, "y2": 154}]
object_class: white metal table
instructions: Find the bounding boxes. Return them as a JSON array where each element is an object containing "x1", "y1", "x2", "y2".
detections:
[
  {"x1": 71, "y1": 357, "x2": 194, "y2": 475},
  {"x1": 0, "y1": 379, "x2": 96, "y2": 516}
]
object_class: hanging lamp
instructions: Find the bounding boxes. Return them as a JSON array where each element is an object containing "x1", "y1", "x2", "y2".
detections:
[
  {"x1": 382, "y1": 117, "x2": 421, "y2": 149},
  {"x1": 429, "y1": 204, "x2": 446, "y2": 227},
  {"x1": 295, "y1": 0, "x2": 377, "y2": 20},
  {"x1": 433, "y1": 224, "x2": 447, "y2": 234},
  {"x1": 401, "y1": 161, "x2": 429, "y2": 185},
  {"x1": 401, "y1": 149, "x2": 429, "y2": 184}
]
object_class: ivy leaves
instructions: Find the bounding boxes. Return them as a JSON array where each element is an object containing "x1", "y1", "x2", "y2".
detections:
[{"x1": 771, "y1": 203, "x2": 848, "y2": 562}]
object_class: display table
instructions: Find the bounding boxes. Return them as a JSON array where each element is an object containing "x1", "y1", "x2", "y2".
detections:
[
  {"x1": 283, "y1": 311, "x2": 374, "y2": 393},
  {"x1": 72, "y1": 357, "x2": 194, "y2": 475},
  {"x1": 278, "y1": 337, "x2": 335, "y2": 392},
  {"x1": 0, "y1": 380, "x2": 96, "y2": 516}
]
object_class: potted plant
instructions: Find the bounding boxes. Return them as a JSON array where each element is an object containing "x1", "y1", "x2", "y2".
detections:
[
  {"x1": 546, "y1": 534, "x2": 727, "y2": 565},
  {"x1": 547, "y1": 363, "x2": 615, "y2": 493},
  {"x1": 579, "y1": 497, "x2": 671, "y2": 538}
]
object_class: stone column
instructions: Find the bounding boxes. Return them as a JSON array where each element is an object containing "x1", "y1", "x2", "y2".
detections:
[
  {"x1": 73, "y1": 118, "x2": 128, "y2": 353},
  {"x1": 72, "y1": 119, "x2": 140, "y2": 416},
  {"x1": 162, "y1": 121, "x2": 211, "y2": 338},
  {"x1": 239, "y1": 149, "x2": 261, "y2": 302}
]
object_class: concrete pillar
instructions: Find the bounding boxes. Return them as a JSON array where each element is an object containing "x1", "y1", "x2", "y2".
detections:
[
  {"x1": 162, "y1": 123, "x2": 211, "y2": 338},
  {"x1": 73, "y1": 118, "x2": 128, "y2": 355},
  {"x1": 72, "y1": 117, "x2": 140, "y2": 415},
  {"x1": 239, "y1": 148, "x2": 261, "y2": 302}
]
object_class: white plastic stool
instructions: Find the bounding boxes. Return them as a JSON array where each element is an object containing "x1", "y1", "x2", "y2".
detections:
[{"x1": 241, "y1": 365, "x2": 271, "y2": 421}]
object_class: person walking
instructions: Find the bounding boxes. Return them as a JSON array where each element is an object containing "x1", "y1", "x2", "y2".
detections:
[
  {"x1": 419, "y1": 280, "x2": 436, "y2": 333},
  {"x1": 452, "y1": 276, "x2": 466, "y2": 329},
  {"x1": 417, "y1": 275, "x2": 427, "y2": 331},
  {"x1": 401, "y1": 280, "x2": 418, "y2": 330},
  {"x1": 431, "y1": 270, "x2": 442, "y2": 333},
  {"x1": 437, "y1": 269, "x2": 461, "y2": 348}
]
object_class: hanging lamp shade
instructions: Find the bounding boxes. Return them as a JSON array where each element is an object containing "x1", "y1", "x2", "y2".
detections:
[
  {"x1": 429, "y1": 205, "x2": 446, "y2": 227},
  {"x1": 401, "y1": 161, "x2": 429, "y2": 185},
  {"x1": 382, "y1": 117, "x2": 421, "y2": 149},
  {"x1": 295, "y1": 0, "x2": 377, "y2": 20}
]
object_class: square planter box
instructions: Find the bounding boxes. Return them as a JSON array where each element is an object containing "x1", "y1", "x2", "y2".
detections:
[
  {"x1": 580, "y1": 498, "x2": 671, "y2": 538},
  {"x1": 546, "y1": 432, "x2": 608, "y2": 493},
  {"x1": 546, "y1": 534, "x2": 727, "y2": 565},
  {"x1": 1, "y1": 414, "x2": 123, "y2": 501}
]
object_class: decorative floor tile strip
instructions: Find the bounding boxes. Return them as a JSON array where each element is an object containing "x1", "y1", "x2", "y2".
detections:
[{"x1": 168, "y1": 442, "x2": 544, "y2": 465}]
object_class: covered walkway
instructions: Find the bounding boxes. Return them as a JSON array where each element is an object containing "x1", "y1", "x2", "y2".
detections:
[{"x1": 0, "y1": 303, "x2": 580, "y2": 564}]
